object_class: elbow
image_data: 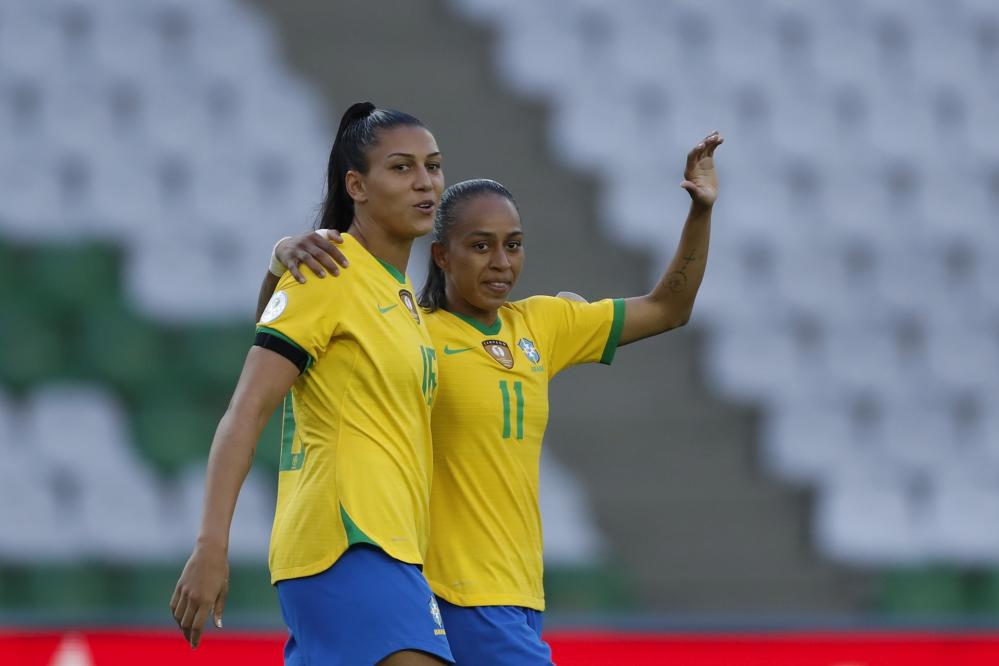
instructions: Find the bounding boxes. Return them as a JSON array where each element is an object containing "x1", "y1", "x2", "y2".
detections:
[{"x1": 662, "y1": 304, "x2": 694, "y2": 332}]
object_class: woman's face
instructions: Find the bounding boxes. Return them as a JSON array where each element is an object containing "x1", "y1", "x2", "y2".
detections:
[
  {"x1": 435, "y1": 194, "x2": 524, "y2": 315},
  {"x1": 349, "y1": 125, "x2": 444, "y2": 240}
]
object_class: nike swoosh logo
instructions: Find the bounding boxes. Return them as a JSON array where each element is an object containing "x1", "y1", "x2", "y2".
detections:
[
  {"x1": 443, "y1": 346, "x2": 475, "y2": 355},
  {"x1": 378, "y1": 304, "x2": 398, "y2": 314}
]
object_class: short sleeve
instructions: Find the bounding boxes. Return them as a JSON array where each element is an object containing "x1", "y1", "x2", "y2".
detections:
[
  {"x1": 518, "y1": 295, "x2": 625, "y2": 377},
  {"x1": 254, "y1": 268, "x2": 351, "y2": 373}
]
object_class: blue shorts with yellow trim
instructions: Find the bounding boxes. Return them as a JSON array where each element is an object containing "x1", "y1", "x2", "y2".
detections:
[
  {"x1": 276, "y1": 545, "x2": 454, "y2": 665},
  {"x1": 436, "y1": 597, "x2": 553, "y2": 665}
]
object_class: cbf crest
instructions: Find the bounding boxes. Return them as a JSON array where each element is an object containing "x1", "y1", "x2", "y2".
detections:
[
  {"x1": 429, "y1": 596, "x2": 446, "y2": 635},
  {"x1": 398, "y1": 289, "x2": 420, "y2": 324},
  {"x1": 482, "y1": 339, "x2": 514, "y2": 369},
  {"x1": 517, "y1": 337, "x2": 541, "y2": 364}
]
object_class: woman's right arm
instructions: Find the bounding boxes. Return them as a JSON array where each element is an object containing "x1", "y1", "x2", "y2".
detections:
[{"x1": 170, "y1": 347, "x2": 300, "y2": 649}]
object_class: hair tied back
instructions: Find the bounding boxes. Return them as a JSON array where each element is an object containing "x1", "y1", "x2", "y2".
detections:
[{"x1": 335, "y1": 101, "x2": 376, "y2": 139}]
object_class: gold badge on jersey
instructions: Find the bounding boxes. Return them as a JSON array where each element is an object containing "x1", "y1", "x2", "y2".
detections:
[
  {"x1": 398, "y1": 289, "x2": 420, "y2": 324},
  {"x1": 482, "y1": 339, "x2": 514, "y2": 369}
]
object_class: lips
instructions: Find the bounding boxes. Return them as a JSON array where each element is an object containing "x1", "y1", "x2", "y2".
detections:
[
  {"x1": 414, "y1": 199, "x2": 436, "y2": 214},
  {"x1": 483, "y1": 280, "x2": 511, "y2": 295}
]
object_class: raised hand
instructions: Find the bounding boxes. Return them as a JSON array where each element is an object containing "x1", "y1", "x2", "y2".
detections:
[{"x1": 680, "y1": 131, "x2": 723, "y2": 208}]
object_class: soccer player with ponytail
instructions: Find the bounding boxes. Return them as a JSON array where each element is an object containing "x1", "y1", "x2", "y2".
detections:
[
  {"x1": 171, "y1": 103, "x2": 454, "y2": 665},
  {"x1": 269, "y1": 131, "x2": 723, "y2": 664}
]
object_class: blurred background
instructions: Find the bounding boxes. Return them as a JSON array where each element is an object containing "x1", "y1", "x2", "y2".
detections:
[{"x1": 1, "y1": 0, "x2": 998, "y2": 660}]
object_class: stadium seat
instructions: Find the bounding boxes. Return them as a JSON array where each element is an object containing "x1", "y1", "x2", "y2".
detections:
[{"x1": 814, "y1": 472, "x2": 926, "y2": 565}]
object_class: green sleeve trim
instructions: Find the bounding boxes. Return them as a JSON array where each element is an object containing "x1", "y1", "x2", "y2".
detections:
[
  {"x1": 340, "y1": 504, "x2": 380, "y2": 548},
  {"x1": 374, "y1": 256, "x2": 408, "y2": 285},
  {"x1": 599, "y1": 298, "x2": 626, "y2": 365},
  {"x1": 255, "y1": 326, "x2": 315, "y2": 371},
  {"x1": 449, "y1": 309, "x2": 502, "y2": 335}
]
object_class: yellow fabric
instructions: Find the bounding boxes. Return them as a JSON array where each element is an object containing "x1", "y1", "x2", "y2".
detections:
[
  {"x1": 423, "y1": 295, "x2": 621, "y2": 610},
  {"x1": 257, "y1": 233, "x2": 438, "y2": 583}
]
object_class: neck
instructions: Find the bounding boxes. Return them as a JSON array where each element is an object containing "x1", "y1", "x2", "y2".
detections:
[
  {"x1": 444, "y1": 284, "x2": 500, "y2": 328},
  {"x1": 347, "y1": 213, "x2": 413, "y2": 276}
]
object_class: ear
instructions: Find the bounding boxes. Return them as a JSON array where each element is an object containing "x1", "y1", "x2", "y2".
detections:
[
  {"x1": 345, "y1": 170, "x2": 366, "y2": 204},
  {"x1": 430, "y1": 241, "x2": 448, "y2": 272}
]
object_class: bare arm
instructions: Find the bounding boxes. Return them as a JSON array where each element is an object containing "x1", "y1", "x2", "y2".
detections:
[
  {"x1": 255, "y1": 272, "x2": 281, "y2": 321},
  {"x1": 620, "y1": 132, "x2": 722, "y2": 345},
  {"x1": 170, "y1": 347, "x2": 300, "y2": 648},
  {"x1": 255, "y1": 229, "x2": 348, "y2": 321}
]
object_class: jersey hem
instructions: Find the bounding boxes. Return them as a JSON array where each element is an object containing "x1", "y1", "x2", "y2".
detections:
[
  {"x1": 271, "y1": 546, "x2": 424, "y2": 585},
  {"x1": 378, "y1": 641, "x2": 455, "y2": 665},
  {"x1": 599, "y1": 298, "x2": 626, "y2": 365},
  {"x1": 428, "y1": 581, "x2": 546, "y2": 612}
]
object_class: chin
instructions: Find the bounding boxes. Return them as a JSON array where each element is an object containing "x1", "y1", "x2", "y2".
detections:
[{"x1": 404, "y1": 217, "x2": 434, "y2": 239}]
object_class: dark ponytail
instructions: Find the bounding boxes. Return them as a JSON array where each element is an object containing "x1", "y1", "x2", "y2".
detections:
[
  {"x1": 418, "y1": 179, "x2": 518, "y2": 311},
  {"x1": 317, "y1": 102, "x2": 426, "y2": 232}
]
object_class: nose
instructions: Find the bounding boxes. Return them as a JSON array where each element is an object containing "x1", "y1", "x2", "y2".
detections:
[
  {"x1": 412, "y1": 165, "x2": 432, "y2": 191},
  {"x1": 490, "y1": 247, "x2": 512, "y2": 270}
]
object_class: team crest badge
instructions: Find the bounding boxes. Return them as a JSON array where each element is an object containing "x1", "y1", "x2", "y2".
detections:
[
  {"x1": 398, "y1": 289, "x2": 420, "y2": 323},
  {"x1": 429, "y1": 596, "x2": 443, "y2": 628},
  {"x1": 517, "y1": 337, "x2": 541, "y2": 364},
  {"x1": 483, "y1": 339, "x2": 514, "y2": 369}
]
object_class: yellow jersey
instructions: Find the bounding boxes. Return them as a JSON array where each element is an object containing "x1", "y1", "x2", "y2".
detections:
[
  {"x1": 255, "y1": 233, "x2": 438, "y2": 583},
  {"x1": 423, "y1": 295, "x2": 624, "y2": 610}
]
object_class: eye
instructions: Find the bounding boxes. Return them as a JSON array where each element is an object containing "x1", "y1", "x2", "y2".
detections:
[
  {"x1": 392, "y1": 164, "x2": 410, "y2": 172},
  {"x1": 506, "y1": 241, "x2": 522, "y2": 251},
  {"x1": 473, "y1": 242, "x2": 489, "y2": 252},
  {"x1": 427, "y1": 162, "x2": 442, "y2": 171}
]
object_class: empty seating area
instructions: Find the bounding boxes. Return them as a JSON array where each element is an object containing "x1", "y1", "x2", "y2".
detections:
[
  {"x1": 0, "y1": 0, "x2": 330, "y2": 322},
  {"x1": 454, "y1": 0, "x2": 999, "y2": 566}
]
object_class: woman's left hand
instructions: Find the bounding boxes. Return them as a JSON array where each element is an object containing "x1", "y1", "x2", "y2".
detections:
[{"x1": 680, "y1": 131, "x2": 723, "y2": 208}]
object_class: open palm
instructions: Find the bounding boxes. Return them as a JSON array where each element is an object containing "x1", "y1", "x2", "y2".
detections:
[{"x1": 681, "y1": 132, "x2": 723, "y2": 207}]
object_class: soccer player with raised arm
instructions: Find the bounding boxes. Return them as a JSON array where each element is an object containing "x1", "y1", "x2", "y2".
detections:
[{"x1": 267, "y1": 132, "x2": 722, "y2": 664}]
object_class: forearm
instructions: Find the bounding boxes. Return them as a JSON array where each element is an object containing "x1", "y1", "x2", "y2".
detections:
[
  {"x1": 195, "y1": 403, "x2": 270, "y2": 550},
  {"x1": 255, "y1": 272, "x2": 281, "y2": 321},
  {"x1": 195, "y1": 349, "x2": 296, "y2": 549},
  {"x1": 620, "y1": 202, "x2": 712, "y2": 344}
]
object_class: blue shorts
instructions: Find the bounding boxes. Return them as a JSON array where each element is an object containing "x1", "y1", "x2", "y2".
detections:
[
  {"x1": 436, "y1": 597, "x2": 553, "y2": 666},
  {"x1": 276, "y1": 545, "x2": 454, "y2": 665}
]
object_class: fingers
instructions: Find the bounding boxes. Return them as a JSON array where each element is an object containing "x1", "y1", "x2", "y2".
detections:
[
  {"x1": 179, "y1": 596, "x2": 198, "y2": 645},
  {"x1": 704, "y1": 131, "x2": 724, "y2": 157},
  {"x1": 190, "y1": 603, "x2": 211, "y2": 648},
  {"x1": 314, "y1": 235, "x2": 350, "y2": 270},
  {"x1": 685, "y1": 131, "x2": 723, "y2": 173},
  {"x1": 301, "y1": 253, "x2": 328, "y2": 278},
  {"x1": 213, "y1": 581, "x2": 228, "y2": 629},
  {"x1": 312, "y1": 247, "x2": 342, "y2": 276},
  {"x1": 288, "y1": 261, "x2": 306, "y2": 284}
]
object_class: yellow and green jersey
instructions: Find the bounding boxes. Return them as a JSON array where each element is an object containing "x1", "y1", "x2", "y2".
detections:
[
  {"x1": 423, "y1": 295, "x2": 624, "y2": 610},
  {"x1": 255, "y1": 233, "x2": 438, "y2": 584}
]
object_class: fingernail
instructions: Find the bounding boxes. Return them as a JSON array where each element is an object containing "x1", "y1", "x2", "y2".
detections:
[
  {"x1": 215, "y1": 618, "x2": 223, "y2": 629},
  {"x1": 343, "y1": 260, "x2": 349, "y2": 267},
  {"x1": 318, "y1": 271, "x2": 325, "y2": 277}
]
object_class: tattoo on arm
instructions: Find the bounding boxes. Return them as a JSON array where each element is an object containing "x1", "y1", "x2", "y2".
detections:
[{"x1": 665, "y1": 251, "x2": 698, "y2": 293}]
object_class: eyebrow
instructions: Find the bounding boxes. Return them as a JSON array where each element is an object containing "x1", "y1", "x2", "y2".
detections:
[
  {"x1": 465, "y1": 230, "x2": 523, "y2": 238},
  {"x1": 385, "y1": 152, "x2": 442, "y2": 159}
]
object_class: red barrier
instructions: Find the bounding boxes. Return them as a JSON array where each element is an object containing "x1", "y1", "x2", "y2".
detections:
[{"x1": 3, "y1": 629, "x2": 999, "y2": 665}]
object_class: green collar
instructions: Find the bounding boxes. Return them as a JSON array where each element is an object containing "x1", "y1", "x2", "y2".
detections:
[
  {"x1": 374, "y1": 256, "x2": 407, "y2": 285},
  {"x1": 448, "y1": 309, "x2": 502, "y2": 335}
]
